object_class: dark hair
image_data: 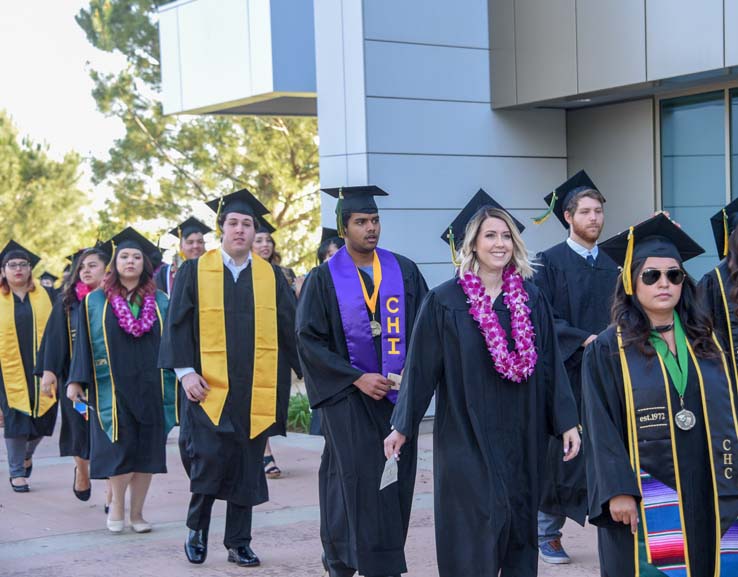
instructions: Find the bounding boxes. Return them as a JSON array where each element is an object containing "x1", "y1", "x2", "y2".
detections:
[
  {"x1": 102, "y1": 248, "x2": 157, "y2": 304},
  {"x1": 1, "y1": 251, "x2": 35, "y2": 295},
  {"x1": 217, "y1": 210, "x2": 257, "y2": 231},
  {"x1": 61, "y1": 248, "x2": 108, "y2": 311},
  {"x1": 317, "y1": 237, "x2": 344, "y2": 263},
  {"x1": 727, "y1": 227, "x2": 738, "y2": 306},
  {"x1": 611, "y1": 257, "x2": 718, "y2": 358},
  {"x1": 565, "y1": 188, "x2": 606, "y2": 215}
]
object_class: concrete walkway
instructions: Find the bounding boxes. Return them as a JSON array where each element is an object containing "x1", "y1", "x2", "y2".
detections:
[{"x1": 0, "y1": 426, "x2": 600, "y2": 576}]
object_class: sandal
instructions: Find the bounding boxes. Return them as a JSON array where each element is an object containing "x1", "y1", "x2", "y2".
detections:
[
  {"x1": 23, "y1": 459, "x2": 32, "y2": 478},
  {"x1": 263, "y1": 455, "x2": 281, "y2": 479}
]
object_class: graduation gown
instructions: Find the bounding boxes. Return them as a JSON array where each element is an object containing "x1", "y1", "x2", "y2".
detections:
[
  {"x1": 390, "y1": 279, "x2": 578, "y2": 577},
  {"x1": 296, "y1": 253, "x2": 427, "y2": 576},
  {"x1": 534, "y1": 242, "x2": 620, "y2": 523},
  {"x1": 699, "y1": 260, "x2": 738, "y2": 379},
  {"x1": 582, "y1": 327, "x2": 723, "y2": 577},
  {"x1": 154, "y1": 264, "x2": 173, "y2": 295},
  {"x1": 158, "y1": 257, "x2": 299, "y2": 507},
  {"x1": 0, "y1": 292, "x2": 57, "y2": 439},
  {"x1": 35, "y1": 297, "x2": 89, "y2": 457},
  {"x1": 68, "y1": 290, "x2": 169, "y2": 478}
]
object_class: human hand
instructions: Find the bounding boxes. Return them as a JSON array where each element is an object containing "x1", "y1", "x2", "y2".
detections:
[
  {"x1": 354, "y1": 373, "x2": 391, "y2": 400},
  {"x1": 609, "y1": 494, "x2": 639, "y2": 533},
  {"x1": 562, "y1": 427, "x2": 581, "y2": 462},
  {"x1": 182, "y1": 372, "x2": 210, "y2": 402},
  {"x1": 384, "y1": 429, "x2": 407, "y2": 461}
]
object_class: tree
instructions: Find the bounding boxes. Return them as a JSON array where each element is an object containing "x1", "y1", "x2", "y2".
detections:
[
  {"x1": 0, "y1": 111, "x2": 97, "y2": 275},
  {"x1": 76, "y1": 0, "x2": 320, "y2": 271}
]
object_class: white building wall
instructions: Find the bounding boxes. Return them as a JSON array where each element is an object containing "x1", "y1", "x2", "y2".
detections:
[{"x1": 314, "y1": 0, "x2": 568, "y2": 288}]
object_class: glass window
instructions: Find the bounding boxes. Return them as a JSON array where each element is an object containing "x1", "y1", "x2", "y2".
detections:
[
  {"x1": 731, "y1": 88, "x2": 738, "y2": 200},
  {"x1": 661, "y1": 91, "x2": 725, "y2": 278}
]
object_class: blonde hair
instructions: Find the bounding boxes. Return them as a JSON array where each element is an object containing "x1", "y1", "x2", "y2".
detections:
[{"x1": 458, "y1": 207, "x2": 535, "y2": 279}]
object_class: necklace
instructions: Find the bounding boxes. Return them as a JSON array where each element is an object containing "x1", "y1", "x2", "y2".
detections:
[{"x1": 458, "y1": 266, "x2": 537, "y2": 383}]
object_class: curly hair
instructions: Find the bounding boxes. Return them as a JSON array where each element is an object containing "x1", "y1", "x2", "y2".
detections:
[{"x1": 611, "y1": 257, "x2": 718, "y2": 358}]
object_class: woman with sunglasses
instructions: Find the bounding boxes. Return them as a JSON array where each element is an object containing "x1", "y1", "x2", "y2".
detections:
[
  {"x1": 698, "y1": 198, "x2": 738, "y2": 384},
  {"x1": 0, "y1": 241, "x2": 56, "y2": 493},
  {"x1": 582, "y1": 213, "x2": 738, "y2": 577},
  {"x1": 36, "y1": 247, "x2": 108, "y2": 502}
]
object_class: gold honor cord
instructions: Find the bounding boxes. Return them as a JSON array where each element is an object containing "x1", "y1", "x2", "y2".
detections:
[
  {"x1": 724, "y1": 209, "x2": 730, "y2": 258},
  {"x1": 623, "y1": 226, "x2": 635, "y2": 296},
  {"x1": 197, "y1": 249, "x2": 278, "y2": 437},
  {"x1": 0, "y1": 289, "x2": 53, "y2": 416},
  {"x1": 357, "y1": 251, "x2": 383, "y2": 337}
]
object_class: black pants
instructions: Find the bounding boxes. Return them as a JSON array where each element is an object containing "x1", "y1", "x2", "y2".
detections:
[
  {"x1": 324, "y1": 551, "x2": 400, "y2": 577},
  {"x1": 186, "y1": 493, "x2": 253, "y2": 549}
]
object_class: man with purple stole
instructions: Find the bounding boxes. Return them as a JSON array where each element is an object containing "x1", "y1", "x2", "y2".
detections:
[{"x1": 296, "y1": 186, "x2": 428, "y2": 577}]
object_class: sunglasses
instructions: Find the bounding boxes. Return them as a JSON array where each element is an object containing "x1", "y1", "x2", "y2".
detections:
[{"x1": 640, "y1": 268, "x2": 686, "y2": 286}]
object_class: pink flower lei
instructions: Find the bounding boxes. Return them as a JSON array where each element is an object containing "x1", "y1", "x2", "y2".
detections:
[
  {"x1": 458, "y1": 266, "x2": 537, "y2": 383},
  {"x1": 75, "y1": 281, "x2": 93, "y2": 302},
  {"x1": 109, "y1": 292, "x2": 158, "y2": 338}
]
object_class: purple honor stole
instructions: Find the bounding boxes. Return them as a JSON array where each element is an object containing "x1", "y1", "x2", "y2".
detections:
[{"x1": 328, "y1": 247, "x2": 406, "y2": 403}]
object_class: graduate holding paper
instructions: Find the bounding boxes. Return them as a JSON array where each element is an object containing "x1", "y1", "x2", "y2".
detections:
[
  {"x1": 296, "y1": 186, "x2": 427, "y2": 577},
  {"x1": 384, "y1": 191, "x2": 580, "y2": 577},
  {"x1": 159, "y1": 189, "x2": 299, "y2": 568}
]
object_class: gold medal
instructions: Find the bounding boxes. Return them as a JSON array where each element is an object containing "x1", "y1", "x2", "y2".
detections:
[{"x1": 370, "y1": 320, "x2": 382, "y2": 337}]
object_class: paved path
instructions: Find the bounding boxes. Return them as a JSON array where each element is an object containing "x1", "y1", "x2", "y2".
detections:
[{"x1": 0, "y1": 426, "x2": 600, "y2": 576}]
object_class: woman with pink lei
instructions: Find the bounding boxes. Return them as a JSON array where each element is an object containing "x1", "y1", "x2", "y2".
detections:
[
  {"x1": 67, "y1": 228, "x2": 177, "y2": 534},
  {"x1": 385, "y1": 192, "x2": 580, "y2": 577}
]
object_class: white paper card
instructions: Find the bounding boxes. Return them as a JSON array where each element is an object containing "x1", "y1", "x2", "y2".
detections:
[{"x1": 379, "y1": 456, "x2": 398, "y2": 490}]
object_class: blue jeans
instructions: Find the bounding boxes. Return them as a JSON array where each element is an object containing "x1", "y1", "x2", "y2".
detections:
[
  {"x1": 5, "y1": 436, "x2": 42, "y2": 478},
  {"x1": 537, "y1": 511, "x2": 566, "y2": 545}
]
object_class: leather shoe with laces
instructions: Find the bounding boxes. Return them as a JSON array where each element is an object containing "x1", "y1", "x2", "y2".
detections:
[
  {"x1": 184, "y1": 529, "x2": 208, "y2": 564},
  {"x1": 227, "y1": 545, "x2": 260, "y2": 567}
]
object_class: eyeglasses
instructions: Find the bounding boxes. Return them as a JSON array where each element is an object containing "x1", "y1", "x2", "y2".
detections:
[
  {"x1": 5, "y1": 262, "x2": 30, "y2": 270},
  {"x1": 640, "y1": 268, "x2": 685, "y2": 286}
]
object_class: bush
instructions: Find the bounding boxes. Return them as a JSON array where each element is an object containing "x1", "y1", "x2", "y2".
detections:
[{"x1": 287, "y1": 393, "x2": 312, "y2": 433}]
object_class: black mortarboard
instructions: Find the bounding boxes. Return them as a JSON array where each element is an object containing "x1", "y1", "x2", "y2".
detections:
[
  {"x1": 66, "y1": 248, "x2": 87, "y2": 264},
  {"x1": 66, "y1": 244, "x2": 109, "y2": 268},
  {"x1": 100, "y1": 227, "x2": 160, "y2": 263},
  {"x1": 599, "y1": 213, "x2": 704, "y2": 295},
  {"x1": 39, "y1": 271, "x2": 58, "y2": 282},
  {"x1": 709, "y1": 198, "x2": 738, "y2": 258},
  {"x1": 169, "y1": 217, "x2": 212, "y2": 240},
  {"x1": 0, "y1": 240, "x2": 41, "y2": 269},
  {"x1": 256, "y1": 216, "x2": 276, "y2": 234},
  {"x1": 321, "y1": 185, "x2": 389, "y2": 237},
  {"x1": 205, "y1": 188, "x2": 270, "y2": 221},
  {"x1": 321, "y1": 227, "x2": 340, "y2": 243},
  {"x1": 442, "y1": 188, "x2": 524, "y2": 246},
  {"x1": 534, "y1": 170, "x2": 601, "y2": 228}
]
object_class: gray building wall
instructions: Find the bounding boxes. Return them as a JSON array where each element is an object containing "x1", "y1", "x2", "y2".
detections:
[{"x1": 315, "y1": 0, "x2": 569, "y2": 288}]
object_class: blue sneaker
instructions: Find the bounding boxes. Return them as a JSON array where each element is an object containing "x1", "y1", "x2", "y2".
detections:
[{"x1": 538, "y1": 539, "x2": 571, "y2": 564}]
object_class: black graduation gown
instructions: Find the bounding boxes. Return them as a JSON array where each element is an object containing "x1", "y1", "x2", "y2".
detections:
[
  {"x1": 390, "y1": 279, "x2": 578, "y2": 577},
  {"x1": 534, "y1": 242, "x2": 620, "y2": 523},
  {"x1": 699, "y1": 261, "x2": 738, "y2": 371},
  {"x1": 68, "y1": 290, "x2": 169, "y2": 478},
  {"x1": 158, "y1": 257, "x2": 299, "y2": 507},
  {"x1": 582, "y1": 327, "x2": 717, "y2": 577},
  {"x1": 154, "y1": 264, "x2": 172, "y2": 295},
  {"x1": 295, "y1": 253, "x2": 427, "y2": 576},
  {"x1": 0, "y1": 292, "x2": 57, "y2": 439},
  {"x1": 35, "y1": 298, "x2": 89, "y2": 457}
]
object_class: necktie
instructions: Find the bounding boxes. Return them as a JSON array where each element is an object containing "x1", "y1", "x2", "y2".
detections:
[{"x1": 586, "y1": 254, "x2": 595, "y2": 267}]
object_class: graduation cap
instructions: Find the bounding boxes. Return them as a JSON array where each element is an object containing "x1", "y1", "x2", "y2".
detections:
[
  {"x1": 321, "y1": 227, "x2": 340, "y2": 243},
  {"x1": 709, "y1": 198, "x2": 738, "y2": 258},
  {"x1": 321, "y1": 185, "x2": 389, "y2": 237},
  {"x1": 599, "y1": 213, "x2": 704, "y2": 295},
  {"x1": 39, "y1": 271, "x2": 58, "y2": 283},
  {"x1": 533, "y1": 170, "x2": 601, "y2": 228},
  {"x1": 255, "y1": 216, "x2": 276, "y2": 234},
  {"x1": 169, "y1": 217, "x2": 212, "y2": 240},
  {"x1": 66, "y1": 248, "x2": 87, "y2": 265},
  {"x1": 100, "y1": 227, "x2": 160, "y2": 265},
  {"x1": 205, "y1": 188, "x2": 270, "y2": 229},
  {"x1": 441, "y1": 189, "x2": 525, "y2": 266},
  {"x1": 0, "y1": 240, "x2": 41, "y2": 269}
]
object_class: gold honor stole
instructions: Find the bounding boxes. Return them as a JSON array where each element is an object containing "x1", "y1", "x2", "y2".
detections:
[
  {"x1": 197, "y1": 249, "x2": 278, "y2": 438},
  {"x1": 0, "y1": 288, "x2": 54, "y2": 416},
  {"x1": 617, "y1": 329, "x2": 738, "y2": 576}
]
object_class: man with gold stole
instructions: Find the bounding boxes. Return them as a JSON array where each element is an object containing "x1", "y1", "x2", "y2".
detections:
[
  {"x1": 296, "y1": 186, "x2": 428, "y2": 577},
  {"x1": 159, "y1": 189, "x2": 299, "y2": 567}
]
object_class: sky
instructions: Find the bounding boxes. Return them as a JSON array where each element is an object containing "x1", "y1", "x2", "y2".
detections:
[{"x1": 0, "y1": 1, "x2": 125, "y2": 165}]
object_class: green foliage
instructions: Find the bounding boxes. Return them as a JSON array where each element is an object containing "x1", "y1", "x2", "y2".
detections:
[
  {"x1": 0, "y1": 111, "x2": 97, "y2": 275},
  {"x1": 287, "y1": 393, "x2": 312, "y2": 434},
  {"x1": 76, "y1": 0, "x2": 320, "y2": 271}
]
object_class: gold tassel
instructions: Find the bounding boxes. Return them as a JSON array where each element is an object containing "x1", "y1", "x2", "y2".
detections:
[
  {"x1": 532, "y1": 192, "x2": 557, "y2": 225},
  {"x1": 335, "y1": 187, "x2": 345, "y2": 238},
  {"x1": 448, "y1": 227, "x2": 461, "y2": 268},
  {"x1": 177, "y1": 226, "x2": 186, "y2": 260},
  {"x1": 215, "y1": 197, "x2": 224, "y2": 236},
  {"x1": 106, "y1": 240, "x2": 116, "y2": 273},
  {"x1": 623, "y1": 226, "x2": 635, "y2": 296},
  {"x1": 723, "y1": 209, "x2": 730, "y2": 258}
]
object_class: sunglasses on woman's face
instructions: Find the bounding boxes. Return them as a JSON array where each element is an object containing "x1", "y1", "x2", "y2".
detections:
[{"x1": 640, "y1": 268, "x2": 686, "y2": 286}]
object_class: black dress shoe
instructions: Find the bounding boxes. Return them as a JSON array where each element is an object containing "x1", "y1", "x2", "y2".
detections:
[
  {"x1": 73, "y1": 467, "x2": 91, "y2": 502},
  {"x1": 9, "y1": 478, "x2": 29, "y2": 493},
  {"x1": 184, "y1": 529, "x2": 208, "y2": 564},
  {"x1": 227, "y1": 545, "x2": 260, "y2": 567}
]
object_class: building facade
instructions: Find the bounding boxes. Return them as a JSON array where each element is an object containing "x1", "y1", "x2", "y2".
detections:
[{"x1": 159, "y1": 0, "x2": 738, "y2": 282}]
